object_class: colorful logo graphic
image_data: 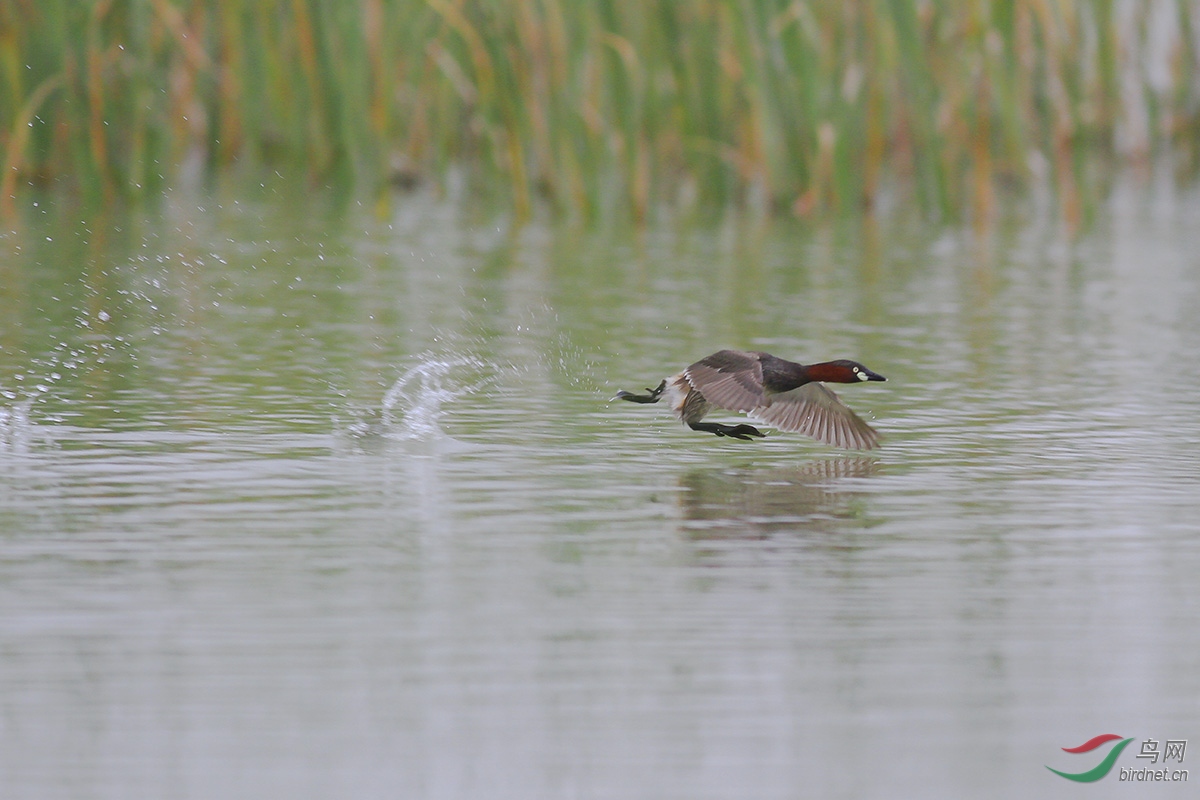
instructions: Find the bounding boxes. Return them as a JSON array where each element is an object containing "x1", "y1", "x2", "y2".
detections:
[{"x1": 1046, "y1": 734, "x2": 1135, "y2": 782}]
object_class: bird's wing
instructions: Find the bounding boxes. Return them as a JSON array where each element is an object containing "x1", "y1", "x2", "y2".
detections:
[
  {"x1": 751, "y1": 382, "x2": 881, "y2": 450},
  {"x1": 683, "y1": 350, "x2": 765, "y2": 412}
]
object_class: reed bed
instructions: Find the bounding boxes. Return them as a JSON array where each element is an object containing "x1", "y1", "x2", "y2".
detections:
[{"x1": 2, "y1": 0, "x2": 1197, "y2": 221}]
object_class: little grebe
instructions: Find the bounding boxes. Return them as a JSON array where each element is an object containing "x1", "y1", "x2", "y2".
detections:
[{"x1": 616, "y1": 349, "x2": 886, "y2": 449}]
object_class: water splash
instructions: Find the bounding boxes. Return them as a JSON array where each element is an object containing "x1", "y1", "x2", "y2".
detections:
[
  {"x1": 0, "y1": 395, "x2": 54, "y2": 457},
  {"x1": 378, "y1": 352, "x2": 493, "y2": 440},
  {"x1": 0, "y1": 346, "x2": 75, "y2": 453}
]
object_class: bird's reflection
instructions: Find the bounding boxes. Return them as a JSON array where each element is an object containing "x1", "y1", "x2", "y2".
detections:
[{"x1": 678, "y1": 458, "x2": 879, "y2": 540}]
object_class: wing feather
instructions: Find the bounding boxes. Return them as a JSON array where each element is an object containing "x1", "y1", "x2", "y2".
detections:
[
  {"x1": 683, "y1": 350, "x2": 764, "y2": 412},
  {"x1": 752, "y1": 383, "x2": 880, "y2": 450}
]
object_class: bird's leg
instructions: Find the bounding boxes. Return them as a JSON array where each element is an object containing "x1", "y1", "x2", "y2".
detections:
[
  {"x1": 615, "y1": 379, "x2": 666, "y2": 404},
  {"x1": 724, "y1": 423, "x2": 767, "y2": 439},
  {"x1": 688, "y1": 421, "x2": 766, "y2": 441}
]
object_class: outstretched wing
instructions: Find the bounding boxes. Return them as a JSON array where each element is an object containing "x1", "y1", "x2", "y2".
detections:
[
  {"x1": 751, "y1": 382, "x2": 880, "y2": 450},
  {"x1": 683, "y1": 350, "x2": 764, "y2": 412}
]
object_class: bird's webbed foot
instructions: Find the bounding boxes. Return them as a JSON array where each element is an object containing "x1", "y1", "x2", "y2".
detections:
[
  {"x1": 689, "y1": 421, "x2": 766, "y2": 441},
  {"x1": 615, "y1": 379, "x2": 666, "y2": 404}
]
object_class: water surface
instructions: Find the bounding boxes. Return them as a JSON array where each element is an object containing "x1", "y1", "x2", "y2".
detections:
[{"x1": 2, "y1": 180, "x2": 1199, "y2": 799}]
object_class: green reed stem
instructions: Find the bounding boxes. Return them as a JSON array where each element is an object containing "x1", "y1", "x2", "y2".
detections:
[{"x1": 0, "y1": 0, "x2": 1196, "y2": 220}]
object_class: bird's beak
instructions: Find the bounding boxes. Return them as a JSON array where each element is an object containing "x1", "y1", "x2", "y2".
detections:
[{"x1": 866, "y1": 370, "x2": 886, "y2": 382}]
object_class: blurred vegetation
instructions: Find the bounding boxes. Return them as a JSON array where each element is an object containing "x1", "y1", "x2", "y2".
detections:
[{"x1": 1, "y1": 0, "x2": 1198, "y2": 222}]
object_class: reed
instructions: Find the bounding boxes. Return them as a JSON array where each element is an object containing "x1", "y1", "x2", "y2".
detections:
[{"x1": 1, "y1": 0, "x2": 1197, "y2": 221}]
